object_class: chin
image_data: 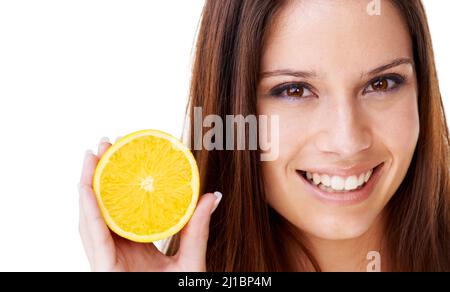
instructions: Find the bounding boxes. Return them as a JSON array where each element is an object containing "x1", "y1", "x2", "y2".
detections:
[{"x1": 293, "y1": 209, "x2": 382, "y2": 241}]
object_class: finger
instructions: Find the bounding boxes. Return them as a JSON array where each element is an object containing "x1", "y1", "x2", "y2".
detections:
[
  {"x1": 79, "y1": 151, "x2": 101, "y2": 261},
  {"x1": 80, "y1": 150, "x2": 96, "y2": 187},
  {"x1": 80, "y1": 183, "x2": 116, "y2": 270},
  {"x1": 79, "y1": 151, "x2": 97, "y2": 262},
  {"x1": 98, "y1": 137, "x2": 112, "y2": 158},
  {"x1": 178, "y1": 191, "x2": 222, "y2": 267},
  {"x1": 79, "y1": 151, "x2": 116, "y2": 270},
  {"x1": 79, "y1": 184, "x2": 93, "y2": 262}
]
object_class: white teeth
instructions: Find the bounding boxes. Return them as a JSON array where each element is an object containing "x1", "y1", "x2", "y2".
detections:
[
  {"x1": 321, "y1": 175, "x2": 331, "y2": 187},
  {"x1": 304, "y1": 168, "x2": 375, "y2": 192},
  {"x1": 331, "y1": 176, "x2": 345, "y2": 191},
  {"x1": 344, "y1": 175, "x2": 358, "y2": 191},
  {"x1": 358, "y1": 173, "x2": 365, "y2": 186},
  {"x1": 364, "y1": 169, "x2": 373, "y2": 183},
  {"x1": 313, "y1": 173, "x2": 321, "y2": 185}
]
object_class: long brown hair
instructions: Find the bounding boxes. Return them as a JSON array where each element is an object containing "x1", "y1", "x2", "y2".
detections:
[{"x1": 167, "y1": 0, "x2": 450, "y2": 271}]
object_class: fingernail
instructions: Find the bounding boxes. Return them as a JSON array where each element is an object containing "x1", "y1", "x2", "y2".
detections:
[
  {"x1": 100, "y1": 137, "x2": 110, "y2": 144},
  {"x1": 211, "y1": 191, "x2": 222, "y2": 214}
]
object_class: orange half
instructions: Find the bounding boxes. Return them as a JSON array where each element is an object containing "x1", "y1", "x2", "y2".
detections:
[{"x1": 93, "y1": 130, "x2": 199, "y2": 243}]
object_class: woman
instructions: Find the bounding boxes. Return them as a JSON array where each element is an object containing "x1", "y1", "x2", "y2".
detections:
[{"x1": 79, "y1": 0, "x2": 450, "y2": 271}]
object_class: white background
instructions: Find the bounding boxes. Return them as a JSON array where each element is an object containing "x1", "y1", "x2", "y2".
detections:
[{"x1": 0, "y1": 1, "x2": 448, "y2": 271}]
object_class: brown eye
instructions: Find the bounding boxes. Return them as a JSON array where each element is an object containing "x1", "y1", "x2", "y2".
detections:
[
  {"x1": 286, "y1": 85, "x2": 304, "y2": 97},
  {"x1": 371, "y1": 78, "x2": 389, "y2": 91},
  {"x1": 363, "y1": 75, "x2": 405, "y2": 95},
  {"x1": 270, "y1": 82, "x2": 315, "y2": 99}
]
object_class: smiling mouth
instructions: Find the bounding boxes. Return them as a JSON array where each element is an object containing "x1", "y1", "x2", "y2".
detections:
[{"x1": 296, "y1": 163, "x2": 384, "y2": 193}]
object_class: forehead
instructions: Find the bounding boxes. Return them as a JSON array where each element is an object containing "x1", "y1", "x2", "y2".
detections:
[{"x1": 262, "y1": 0, "x2": 413, "y2": 74}]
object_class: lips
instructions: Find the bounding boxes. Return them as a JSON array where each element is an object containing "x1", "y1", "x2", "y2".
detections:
[{"x1": 296, "y1": 163, "x2": 385, "y2": 206}]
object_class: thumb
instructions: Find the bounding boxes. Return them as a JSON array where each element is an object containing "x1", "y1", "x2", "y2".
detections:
[{"x1": 178, "y1": 191, "x2": 222, "y2": 268}]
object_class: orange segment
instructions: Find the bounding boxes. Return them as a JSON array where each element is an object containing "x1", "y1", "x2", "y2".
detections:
[{"x1": 93, "y1": 130, "x2": 199, "y2": 243}]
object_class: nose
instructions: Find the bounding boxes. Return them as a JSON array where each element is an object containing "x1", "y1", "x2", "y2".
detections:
[{"x1": 315, "y1": 97, "x2": 372, "y2": 158}]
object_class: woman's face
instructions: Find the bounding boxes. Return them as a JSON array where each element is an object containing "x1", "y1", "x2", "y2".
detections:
[{"x1": 258, "y1": 0, "x2": 419, "y2": 240}]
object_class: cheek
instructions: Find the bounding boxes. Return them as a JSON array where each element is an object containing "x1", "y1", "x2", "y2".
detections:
[
  {"x1": 258, "y1": 100, "x2": 312, "y2": 201},
  {"x1": 258, "y1": 99, "x2": 312, "y2": 159},
  {"x1": 369, "y1": 94, "x2": 420, "y2": 159}
]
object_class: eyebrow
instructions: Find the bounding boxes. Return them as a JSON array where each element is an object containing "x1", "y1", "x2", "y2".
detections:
[
  {"x1": 260, "y1": 69, "x2": 317, "y2": 79},
  {"x1": 260, "y1": 58, "x2": 415, "y2": 80},
  {"x1": 364, "y1": 57, "x2": 415, "y2": 77}
]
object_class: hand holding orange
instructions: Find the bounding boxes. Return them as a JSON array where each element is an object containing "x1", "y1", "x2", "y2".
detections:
[{"x1": 78, "y1": 130, "x2": 222, "y2": 272}]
